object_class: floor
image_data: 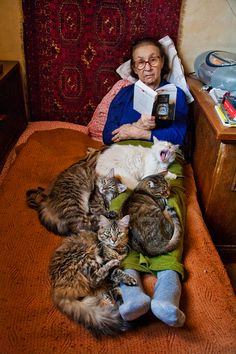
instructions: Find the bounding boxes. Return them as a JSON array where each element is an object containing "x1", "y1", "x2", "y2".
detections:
[{"x1": 225, "y1": 263, "x2": 236, "y2": 293}]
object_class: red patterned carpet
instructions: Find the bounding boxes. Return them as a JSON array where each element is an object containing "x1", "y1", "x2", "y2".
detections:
[{"x1": 22, "y1": 0, "x2": 183, "y2": 125}]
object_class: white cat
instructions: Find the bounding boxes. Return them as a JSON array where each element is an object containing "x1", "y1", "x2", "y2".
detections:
[{"x1": 96, "y1": 137, "x2": 179, "y2": 190}]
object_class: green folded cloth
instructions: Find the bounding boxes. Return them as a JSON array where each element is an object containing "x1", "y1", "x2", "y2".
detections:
[{"x1": 110, "y1": 140, "x2": 186, "y2": 279}]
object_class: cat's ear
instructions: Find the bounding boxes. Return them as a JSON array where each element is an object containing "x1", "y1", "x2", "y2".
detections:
[
  {"x1": 148, "y1": 181, "x2": 155, "y2": 188},
  {"x1": 99, "y1": 215, "x2": 110, "y2": 228},
  {"x1": 106, "y1": 168, "x2": 115, "y2": 178},
  {"x1": 117, "y1": 183, "x2": 127, "y2": 193},
  {"x1": 159, "y1": 171, "x2": 172, "y2": 183},
  {"x1": 159, "y1": 171, "x2": 167, "y2": 177},
  {"x1": 153, "y1": 136, "x2": 159, "y2": 144},
  {"x1": 119, "y1": 215, "x2": 130, "y2": 228}
]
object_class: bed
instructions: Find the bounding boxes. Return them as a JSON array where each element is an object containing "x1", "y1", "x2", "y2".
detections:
[
  {"x1": 1, "y1": 5, "x2": 236, "y2": 349},
  {"x1": 0, "y1": 118, "x2": 236, "y2": 354}
]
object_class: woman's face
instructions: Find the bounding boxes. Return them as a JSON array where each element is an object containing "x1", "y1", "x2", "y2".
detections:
[{"x1": 132, "y1": 44, "x2": 164, "y2": 89}]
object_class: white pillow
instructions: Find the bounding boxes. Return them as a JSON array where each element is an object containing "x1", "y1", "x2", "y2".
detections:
[{"x1": 116, "y1": 35, "x2": 194, "y2": 104}]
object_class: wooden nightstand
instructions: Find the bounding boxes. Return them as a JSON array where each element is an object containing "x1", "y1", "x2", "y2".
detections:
[
  {"x1": 0, "y1": 61, "x2": 28, "y2": 171},
  {"x1": 187, "y1": 77, "x2": 236, "y2": 262}
]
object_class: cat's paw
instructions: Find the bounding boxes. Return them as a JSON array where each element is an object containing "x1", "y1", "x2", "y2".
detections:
[
  {"x1": 165, "y1": 171, "x2": 177, "y2": 180},
  {"x1": 117, "y1": 254, "x2": 126, "y2": 261},
  {"x1": 104, "y1": 210, "x2": 118, "y2": 219},
  {"x1": 90, "y1": 216, "x2": 99, "y2": 231},
  {"x1": 107, "y1": 259, "x2": 120, "y2": 268},
  {"x1": 123, "y1": 274, "x2": 137, "y2": 286},
  {"x1": 100, "y1": 292, "x2": 116, "y2": 306},
  {"x1": 112, "y1": 287, "x2": 122, "y2": 302}
]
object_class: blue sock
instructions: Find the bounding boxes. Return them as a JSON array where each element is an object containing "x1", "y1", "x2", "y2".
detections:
[
  {"x1": 151, "y1": 270, "x2": 186, "y2": 327},
  {"x1": 119, "y1": 269, "x2": 151, "y2": 321}
]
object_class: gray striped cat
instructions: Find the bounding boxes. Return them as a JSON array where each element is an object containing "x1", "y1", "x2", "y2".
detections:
[
  {"x1": 49, "y1": 214, "x2": 136, "y2": 337},
  {"x1": 26, "y1": 148, "x2": 126, "y2": 236},
  {"x1": 121, "y1": 173, "x2": 182, "y2": 256}
]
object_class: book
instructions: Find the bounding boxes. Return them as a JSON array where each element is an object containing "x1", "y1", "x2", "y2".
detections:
[
  {"x1": 133, "y1": 80, "x2": 177, "y2": 121},
  {"x1": 223, "y1": 96, "x2": 236, "y2": 119},
  {"x1": 215, "y1": 105, "x2": 236, "y2": 127},
  {"x1": 220, "y1": 103, "x2": 236, "y2": 125},
  {"x1": 209, "y1": 87, "x2": 228, "y2": 104}
]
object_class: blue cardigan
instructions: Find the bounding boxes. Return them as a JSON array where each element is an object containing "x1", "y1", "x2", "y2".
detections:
[{"x1": 103, "y1": 80, "x2": 189, "y2": 145}]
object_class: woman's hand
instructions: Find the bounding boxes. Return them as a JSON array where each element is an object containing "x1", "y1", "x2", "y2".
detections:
[
  {"x1": 112, "y1": 123, "x2": 151, "y2": 142},
  {"x1": 134, "y1": 114, "x2": 156, "y2": 130}
]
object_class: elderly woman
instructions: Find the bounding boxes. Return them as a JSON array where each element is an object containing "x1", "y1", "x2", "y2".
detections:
[
  {"x1": 103, "y1": 37, "x2": 189, "y2": 146},
  {"x1": 104, "y1": 37, "x2": 189, "y2": 327}
]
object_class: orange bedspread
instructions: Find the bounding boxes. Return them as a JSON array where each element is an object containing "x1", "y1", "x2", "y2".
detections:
[{"x1": 0, "y1": 128, "x2": 235, "y2": 354}]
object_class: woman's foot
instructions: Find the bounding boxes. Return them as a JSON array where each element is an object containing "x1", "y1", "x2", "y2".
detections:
[
  {"x1": 151, "y1": 300, "x2": 185, "y2": 327},
  {"x1": 119, "y1": 269, "x2": 151, "y2": 321},
  {"x1": 151, "y1": 270, "x2": 185, "y2": 327}
]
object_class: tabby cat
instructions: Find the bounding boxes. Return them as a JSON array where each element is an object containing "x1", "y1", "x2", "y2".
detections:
[
  {"x1": 49, "y1": 214, "x2": 136, "y2": 336},
  {"x1": 96, "y1": 137, "x2": 179, "y2": 190},
  {"x1": 26, "y1": 148, "x2": 126, "y2": 235},
  {"x1": 121, "y1": 173, "x2": 182, "y2": 256}
]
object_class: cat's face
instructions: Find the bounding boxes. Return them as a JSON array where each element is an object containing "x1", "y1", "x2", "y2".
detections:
[
  {"x1": 139, "y1": 174, "x2": 170, "y2": 198},
  {"x1": 97, "y1": 215, "x2": 130, "y2": 249},
  {"x1": 96, "y1": 169, "x2": 127, "y2": 207},
  {"x1": 151, "y1": 137, "x2": 179, "y2": 164}
]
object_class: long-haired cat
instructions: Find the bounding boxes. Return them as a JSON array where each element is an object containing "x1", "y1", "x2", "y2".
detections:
[
  {"x1": 26, "y1": 148, "x2": 126, "y2": 235},
  {"x1": 96, "y1": 137, "x2": 179, "y2": 190},
  {"x1": 49, "y1": 214, "x2": 136, "y2": 336},
  {"x1": 121, "y1": 173, "x2": 182, "y2": 256}
]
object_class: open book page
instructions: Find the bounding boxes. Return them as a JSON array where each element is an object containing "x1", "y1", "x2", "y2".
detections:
[
  {"x1": 133, "y1": 80, "x2": 177, "y2": 120},
  {"x1": 133, "y1": 80, "x2": 157, "y2": 115}
]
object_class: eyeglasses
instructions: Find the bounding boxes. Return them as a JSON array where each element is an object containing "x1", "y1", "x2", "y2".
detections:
[{"x1": 133, "y1": 56, "x2": 161, "y2": 70}]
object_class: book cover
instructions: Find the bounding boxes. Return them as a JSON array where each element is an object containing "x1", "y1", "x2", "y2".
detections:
[
  {"x1": 223, "y1": 96, "x2": 236, "y2": 119},
  {"x1": 152, "y1": 85, "x2": 177, "y2": 121},
  {"x1": 215, "y1": 105, "x2": 236, "y2": 128},
  {"x1": 220, "y1": 103, "x2": 236, "y2": 125},
  {"x1": 133, "y1": 80, "x2": 177, "y2": 121}
]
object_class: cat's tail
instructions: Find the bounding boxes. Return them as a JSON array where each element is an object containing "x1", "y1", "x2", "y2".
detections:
[
  {"x1": 26, "y1": 187, "x2": 47, "y2": 209},
  {"x1": 53, "y1": 292, "x2": 130, "y2": 337},
  {"x1": 163, "y1": 205, "x2": 182, "y2": 253},
  {"x1": 26, "y1": 187, "x2": 71, "y2": 235}
]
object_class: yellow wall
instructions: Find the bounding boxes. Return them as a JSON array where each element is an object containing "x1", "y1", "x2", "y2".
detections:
[
  {"x1": 0, "y1": 0, "x2": 27, "y2": 109},
  {"x1": 0, "y1": 0, "x2": 236, "y2": 87},
  {"x1": 0, "y1": 0, "x2": 25, "y2": 71},
  {"x1": 179, "y1": 0, "x2": 236, "y2": 72}
]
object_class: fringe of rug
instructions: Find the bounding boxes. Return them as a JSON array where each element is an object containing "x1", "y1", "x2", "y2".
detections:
[
  {"x1": 17, "y1": 0, "x2": 30, "y2": 119},
  {"x1": 176, "y1": 0, "x2": 189, "y2": 75},
  {"x1": 177, "y1": 0, "x2": 187, "y2": 50}
]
